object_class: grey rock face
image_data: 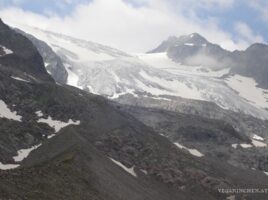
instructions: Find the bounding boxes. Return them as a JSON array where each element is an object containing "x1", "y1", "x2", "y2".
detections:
[
  {"x1": 231, "y1": 43, "x2": 268, "y2": 88},
  {"x1": 15, "y1": 29, "x2": 68, "y2": 84},
  {"x1": 0, "y1": 19, "x2": 53, "y2": 83}
]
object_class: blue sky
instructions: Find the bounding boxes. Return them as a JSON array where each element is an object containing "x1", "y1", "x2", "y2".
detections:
[
  {"x1": 0, "y1": 0, "x2": 90, "y2": 15},
  {"x1": 0, "y1": 0, "x2": 267, "y2": 52}
]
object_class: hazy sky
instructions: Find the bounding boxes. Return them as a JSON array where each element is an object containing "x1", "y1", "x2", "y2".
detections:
[{"x1": 0, "y1": 0, "x2": 267, "y2": 52}]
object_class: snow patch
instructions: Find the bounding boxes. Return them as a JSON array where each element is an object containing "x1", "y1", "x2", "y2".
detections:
[
  {"x1": 141, "y1": 169, "x2": 148, "y2": 175},
  {"x1": 184, "y1": 43, "x2": 195, "y2": 46},
  {"x1": 264, "y1": 172, "x2": 268, "y2": 176},
  {"x1": 225, "y1": 75, "x2": 268, "y2": 109},
  {"x1": 232, "y1": 144, "x2": 238, "y2": 149},
  {"x1": 240, "y1": 143, "x2": 253, "y2": 148},
  {"x1": 0, "y1": 45, "x2": 13, "y2": 56},
  {"x1": 35, "y1": 110, "x2": 44, "y2": 117},
  {"x1": 0, "y1": 100, "x2": 22, "y2": 121},
  {"x1": 251, "y1": 139, "x2": 267, "y2": 147},
  {"x1": 252, "y1": 134, "x2": 264, "y2": 141},
  {"x1": 13, "y1": 144, "x2": 42, "y2": 162},
  {"x1": 47, "y1": 134, "x2": 56, "y2": 139},
  {"x1": 110, "y1": 158, "x2": 137, "y2": 177},
  {"x1": 174, "y1": 142, "x2": 204, "y2": 157},
  {"x1": 37, "y1": 116, "x2": 80, "y2": 132},
  {"x1": 0, "y1": 162, "x2": 19, "y2": 170},
  {"x1": 11, "y1": 76, "x2": 30, "y2": 83}
]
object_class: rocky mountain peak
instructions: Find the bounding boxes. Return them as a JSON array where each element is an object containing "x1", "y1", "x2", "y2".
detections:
[
  {"x1": 246, "y1": 43, "x2": 268, "y2": 53},
  {"x1": 0, "y1": 19, "x2": 54, "y2": 83},
  {"x1": 180, "y1": 33, "x2": 208, "y2": 44},
  {"x1": 148, "y1": 33, "x2": 209, "y2": 53}
]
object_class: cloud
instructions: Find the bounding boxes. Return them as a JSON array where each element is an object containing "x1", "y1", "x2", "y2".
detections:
[
  {"x1": 234, "y1": 21, "x2": 264, "y2": 47},
  {"x1": 248, "y1": 0, "x2": 268, "y2": 22},
  {"x1": 0, "y1": 0, "x2": 263, "y2": 52}
]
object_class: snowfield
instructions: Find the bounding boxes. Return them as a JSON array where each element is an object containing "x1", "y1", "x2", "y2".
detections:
[
  {"x1": 13, "y1": 144, "x2": 42, "y2": 162},
  {"x1": 174, "y1": 142, "x2": 204, "y2": 157},
  {"x1": 225, "y1": 75, "x2": 268, "y2": 109},
  {"x1": 11, "y1": 76, "x2": 30, "y2": 83},
  {"x1": 110, "y1": 158, "x2": 137, "y2": 177},
  {"x1": 0, "y1": 162, "x2": 19, "y2": 170},
  {"x1": 0, "y1": 45, "x2": 13, "y2": 56},
  {"x1": 37, "y1": 115, "x2": 80, "y2": 133},
  {"x1": 0, "y1": 100, "x2": 22, "y2": 121}
]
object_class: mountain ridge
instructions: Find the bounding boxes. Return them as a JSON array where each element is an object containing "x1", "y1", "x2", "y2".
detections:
[{"x1": 149, "y1": 33, "x2": 268, "y2": 89}]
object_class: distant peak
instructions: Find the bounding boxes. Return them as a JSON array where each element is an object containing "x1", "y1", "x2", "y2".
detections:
[
  {"x1": 148, "y1": 33, "x2": 209, "y2": 53},
  {"x1": 184, "y1": 33, "x2": 207, "y2": 42},
  {"x1": 188, "y1": 33, "x2": 203, "y2": 38},
  {"x1": 244, "y1": 43, "x2": 268, "y2": 54}
]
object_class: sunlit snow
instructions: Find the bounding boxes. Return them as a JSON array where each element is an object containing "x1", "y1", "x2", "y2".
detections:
[
  {"x1": 0, "y1": 45, "x2": 13, "y2": 56},
  {"x1": 232, "y1": 144, "x2": 238, "y2": 149},
  {"x1": 35, "y1": 110, "x2": 44, "y2": 117},
  {"x1": 13, "y1": 144, "x2": 42, "y2": 162},
  {"x1": 0, "y1": 100, "x2": 22, "y2": 121},
  {"x1": 174, "y1": 142, "x2": 204, "y2": 157},
  {"x1": 0, "y1": 162, "x2": 19, "y2": 170},
  {"x1": 110, "y1": 158, "x2": 137, "y2": 177},
  {"x1": 252, "y1": 134, "x2": 264, "y2": 141},
  {"x1": 251, "y1": 140, "x2": 267, "y2": 147},
  {"x1": 240, "y1": 143, "x2": 253, "y2": 148},
  {"x1": 37, "y1": 116, "x2": 80, "y2": 132},
  {"x1": 11, "y1": 76, "x2": 30, "y2": 83},
  {"x1": 225, "y1": 75, "x2": 268, "y2": 109},
  {"x1": 184, "y1": 43, "x2": 195, "y2": 46}
]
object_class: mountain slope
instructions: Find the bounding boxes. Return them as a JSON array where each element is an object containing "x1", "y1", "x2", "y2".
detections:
[
  {"x1": 15, "y1": 28, "x2": 68, "y2": 84},
  {"x1": 6, "y1": 23, "x2": 268, "y2": 121},
  {"x1": 0, "y1": 19, "x2": 53, "y2": 83},
  {"x1": 1, "y1": 18, "x2": 268, "y2": 200}
]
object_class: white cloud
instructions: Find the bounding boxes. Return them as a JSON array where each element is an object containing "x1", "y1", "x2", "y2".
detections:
[
  {"x1": 249, "y1": 0, "x2": 268, "y2": 22},
  {"x1": 234, "y1": 21, "x2": 264, "y2": 47},
  {"x1": 0, "y1": 0, "x2": 260, "y2": 52}
]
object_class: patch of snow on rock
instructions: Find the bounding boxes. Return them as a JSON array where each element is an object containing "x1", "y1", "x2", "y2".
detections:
[
  {"x1": 35, "y1": 110, "x2": 44, "y2": 117},
  {"x1": 13, "y1": 144, "x2": 42, "y2": 162},
  {"x1": 37, "y1": 116, "x2": 80, "y2": 132},
  {"x1": 174, "y1": 142, "x2": 204, "y2": 157},
  {"x1": 240, "y1": 143, "x2": 253, "y2": 148},
  {"x1": 184, "y1": 43, "x2": 194, "y2": 46},
  {"x1": 47, "y1": 134, "x2": 56, "y2": 139},
  {"x1": 0, "y1": 162, "x2": 19, "y2": 170},
  {"x1": 141, "y1": 169, "x2": 148, "y2": 175},
  {"x1": 0, "y1": 100, "x2": 22, "y2": 121},
  {"x1": 232, "y1": 144, "x2": 238, "y2": 149},
  {"x1": 0, "y1": 45, "x2": 13, "y2": 56},
  {"x1": 110, "y1": 158, "x2": 137, "y2": 177},
  {"x1": 252, "y1": 134, "x2": 264, "y2": 141},
  {"x1": 251, "y1": 139, "x2": 267, "y2": 147},
  {"x1": 11, "y1": 76, "x2": 30, "y2": 83}
]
